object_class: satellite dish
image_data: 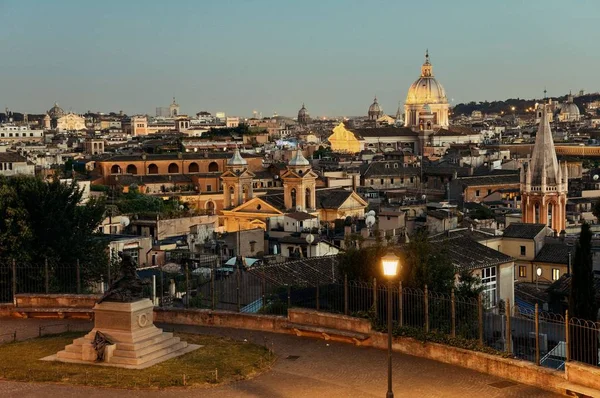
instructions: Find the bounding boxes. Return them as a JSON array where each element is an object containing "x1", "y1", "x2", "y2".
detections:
[
  {"x1": 421, "y1": 195, "x2": 427, "y2": 200},
  {"x1": 306, "y1": 234, "x2": 315, "y2": 244},
  {"x1": 120, "y1": 216, "x2": 130, "y2": 227},
  {"x1": 594, "y1": 174, "x2": 599, "y2": 181},
  {"x1": 365, "y1": 215, "x2": 376, "y2": 228},
  {"x1": 367, "y1": 210, "x2": 376, "y2": 217},
  {"x1": 179, "y1": 205, "x2": 185, "y2": 210}
]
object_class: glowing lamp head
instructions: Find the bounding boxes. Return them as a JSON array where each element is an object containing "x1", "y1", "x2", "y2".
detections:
[
  {"x1": 536, "y1": 267, "x2": 542, "y2": 277},
  {"x1": 382, "y1": 252, "x2": 400, "y2": 277}
]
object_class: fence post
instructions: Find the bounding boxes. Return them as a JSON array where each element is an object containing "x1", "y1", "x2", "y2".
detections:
[
  {"x1": 424, "y1": 285, "x2": 429, "y2": 333},
  {"x1": 236, "y1": 267, "x2": 241, "y2": 313},
  {"x1": 505, "y1": 298, "x2": 511, "y2": 354},
  {"x1": 76, "y1": 259, "x2": 81, "y2": 294},
  {"x1": 398, "y1": 281, "x2": 403, "y2": 328},
  {"x1": 451, "y1": 289, "x2": 456, "y2": 338},
  {"x1": 185, "y1": 263, "x2": 190, "y2": 309},
  {"x1": 344, "y1": 274, "x2": 348, "y2": 316},
  {"x1": 210, "y1": 264, "x2": 215, "y2": 310},
  {"x1": 287, "y1": 285, "x2": 291, "y2": 313},
  {"x1": 316, "y1": 282, "x2": 320, "y2": 311},
  {"x1": 565, "y1": 310, "x2": 570, "y2": 362},
  {"x1": 160, "y1": 266, "x2": 164, "y2": 307},
  {"x1": 261, "y1": 275, "x2": 266, "y2": 313},
  {"x1": 44, "y1": 257, "x2": 49, "y2": 294},
  {"x1": 534, "y1": 303, "x2": 540, "y2": 366},
  {"x1": 12, "y1": 259, "x2": 17, "y2": 305},
  {"x1": 478, "y1": 294, "x2": 484, "y2": 346},
  {"x1": 107, "y1": 258, "x2": 111, "y2": 286},
  {"x1": 373, "y1": 277, "x2": 377, "y2": 320}
]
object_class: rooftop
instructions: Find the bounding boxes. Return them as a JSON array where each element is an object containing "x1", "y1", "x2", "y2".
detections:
[{"x1": 503, "y1": 223, "x2": 548, "y2": 239}]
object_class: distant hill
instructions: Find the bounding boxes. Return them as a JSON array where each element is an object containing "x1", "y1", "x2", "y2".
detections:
[{"x1": 452, "y1": 93, "x2": 600, "y2": 116}]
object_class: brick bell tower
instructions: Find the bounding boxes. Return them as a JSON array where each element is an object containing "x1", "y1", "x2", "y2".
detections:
[{"x1": 520, "y1": 102, "x2": 568, "y2": 233}]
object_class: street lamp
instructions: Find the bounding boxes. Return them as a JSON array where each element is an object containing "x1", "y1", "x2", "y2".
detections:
[
  {"x1": 536, "y1": 267, "x2": 542, "y2": 290},
  {"x1": 382, "y1": 251, "x2": 400, "y2": 398}
]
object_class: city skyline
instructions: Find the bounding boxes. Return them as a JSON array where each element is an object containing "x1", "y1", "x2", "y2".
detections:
[{"x1": 1, "y1": 0, "x2": 599, "y2": 117}]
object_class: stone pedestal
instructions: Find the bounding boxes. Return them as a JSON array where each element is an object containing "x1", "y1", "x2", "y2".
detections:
[{"x1": 45, "y1": 299, "x2": 199, "y2": 369}]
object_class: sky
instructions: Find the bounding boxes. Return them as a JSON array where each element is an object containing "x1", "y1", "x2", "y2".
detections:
[{"x1": 1, "y1": 0, "x2": 599, "y2": 118}]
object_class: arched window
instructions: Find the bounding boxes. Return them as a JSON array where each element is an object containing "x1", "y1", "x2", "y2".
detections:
[
  {"x1": 148, "y1": 164, "x2": 158, "y2": 174},
  {"x1": 305, "y1": 188, "x2": 311, "y2": 209},
  {"x1": 126, "y1": 164, "x2": 137, "y2": 174},
  {"x1": 206, "y1": 201, "x2": 215, "y2": 215},
  {"x1": 291, "y1": 188, "x2": 297, "y2": 208},
  {"x1": 548, "y1": 203, "x2": 554, "y2": 229},
  {"x1": 208, "y1": 161, "x2": 219, "y2": 172},
  {"x1": 110, "y1": 165, "x2": 121, "y2": 174},
  {"x1": 168, "y1": 163, "x2": 179, "y2": 173},
  {"x1": 188, "y1": 162, "x2": 199, "y2": 173},
  {"x1": 243, "y1": 185, "x2": 250, "y2": 202},
  {"x1": 534, "y1": 203, "x2": 540, "y2": 224}
]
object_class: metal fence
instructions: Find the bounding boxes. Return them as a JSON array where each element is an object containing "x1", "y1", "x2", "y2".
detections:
[
  {"x1": 3, "y1": 260, "x2": 598, "y2": 372},
  {"x1": 0, "y1": 260, "x2": 106, "y2": 303}
]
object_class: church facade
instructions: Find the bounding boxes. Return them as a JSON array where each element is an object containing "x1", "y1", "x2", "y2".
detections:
[{"x1": 220, "y1": 149, "x2": 367, "y2": 232}]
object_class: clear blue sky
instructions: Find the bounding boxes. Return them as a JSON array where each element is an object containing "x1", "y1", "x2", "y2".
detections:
[{"x1": 1, "y1": 0, "x2": 599, "y2": 117}]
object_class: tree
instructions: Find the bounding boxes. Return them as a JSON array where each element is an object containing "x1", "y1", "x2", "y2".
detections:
[
  {"x1": 569, "y1": 223, "x2": 599, "y2": 365},
  {"x1": 404, "y1": 230, "x2": 455, "y2": 293},
  {"x1": 593, "y1": 198, "x2": 600, "y2": 223},
  {"x1": 0, "y1": 176, "x2": 107, "y2": 291}
]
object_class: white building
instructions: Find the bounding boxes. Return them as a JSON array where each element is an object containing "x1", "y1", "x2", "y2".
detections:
[{"x1": 0, "y1": 152, "x2": 35, "y2": 176}]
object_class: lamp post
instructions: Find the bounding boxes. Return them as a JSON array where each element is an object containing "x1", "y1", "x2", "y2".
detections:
[
  {"x1": 382, "y1": 251, "x2": 400, "y2": 398},
  {"x1": 536, "y1": 267, "x2": 542, "y2": 290}
]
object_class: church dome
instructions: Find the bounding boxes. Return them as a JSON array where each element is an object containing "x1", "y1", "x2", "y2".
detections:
[
  {"x1": 560, "y1": 102, "x2": 580, "y2": 117},
  {"x1": 405, "y1": 51, "x2": 448, "y2": 105},
  {"x1": 368, "y1": 97, "x2": 383, "y2": 116},
  {"x1": 298, "y1": 103, "x2": 309, "y2": 118},
  {"x1": 289, "y1": 149, "x2": 310, "y2": 167},
  {"x1": 48, "y1": 102, "x2": 65, "y2": 119},
  {"x1": 227, "y1": 148, "x2": 247, "y2": 166}
]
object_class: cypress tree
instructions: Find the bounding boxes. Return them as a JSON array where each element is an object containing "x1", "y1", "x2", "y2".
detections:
[{"x1": 569, "y1": 223, "x2": 598, "y2": 364}]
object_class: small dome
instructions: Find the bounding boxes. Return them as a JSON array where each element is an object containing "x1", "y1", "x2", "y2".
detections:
[
  {"x1": 289, "y1": 149, "x2": 310, "y2": 167},
  {"x1": 368, "y1": 97, "x2": 383, "y2": 114},
  {"x1": 48, "y1": 102, "x2": 65, "y2": 119},
  {"x1": 298, "y1": 103, "x2": 308, "y2": 118},
  {"x1": 227, "y1": 148, "x2": 247, "y2": 166}
]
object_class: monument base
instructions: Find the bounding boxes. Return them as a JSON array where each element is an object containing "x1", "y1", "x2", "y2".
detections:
[{"x1": 45, "y1": 299, "x2": 199, "y2": 369}]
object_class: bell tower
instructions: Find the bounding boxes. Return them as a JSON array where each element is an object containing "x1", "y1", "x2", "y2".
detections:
[
  {"x1": 282, "y1": 150, "x2": 317, "y2": 211},
  {"x1": 520, "y1": 102, "x2": 568, "y2": 233},
  {"x1": 220, "y1": 148, "x2": 255, "y2": 209}
]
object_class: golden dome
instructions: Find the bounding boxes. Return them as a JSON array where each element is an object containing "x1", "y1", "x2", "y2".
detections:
[{"x1": 405, "y1": 51, "x2": 448, "y2": 105}]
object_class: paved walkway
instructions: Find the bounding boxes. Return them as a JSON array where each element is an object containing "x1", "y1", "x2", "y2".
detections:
[{"x1": 0, "y1": 319, "x2": 560, "y2": 397}]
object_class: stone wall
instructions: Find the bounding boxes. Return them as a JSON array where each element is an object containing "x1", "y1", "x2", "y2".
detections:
[
  {"x1": 0, "y1": 304, "x2": 14, "y2": 317},
  {"x1": 288, "y1": 308, "x2": 371, "y2": 334},
  {"x1": 14, "y1": 294, "x2": 101, "y2": 309},
  {"x1": 154, "y1": 307, "x2": 291, "y2": 333},
  {"x1": 566, "y1": 361, "x2": 600, "y2": 391}
]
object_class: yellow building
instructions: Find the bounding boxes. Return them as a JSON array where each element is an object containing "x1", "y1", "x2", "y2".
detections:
[{"x1": 328, "y1": 122, "x2": 362, "y2": 153}]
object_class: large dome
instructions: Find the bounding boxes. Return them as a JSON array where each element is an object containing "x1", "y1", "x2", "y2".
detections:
[
  {"x1": 48, "y1": 102, "x2": 65, "y2": 119},
  {"x1": 298, "y1": 103, "x2": 308, "y2": 118},
  {"x1": 560, "y1": 102, "x2": 580, "y2": 116},
  {"x1": 405, "y1": 51, "x2": 448, "y2": 105}
]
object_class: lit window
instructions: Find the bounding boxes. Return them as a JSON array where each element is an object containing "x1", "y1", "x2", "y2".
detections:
[
  {"x1": 518, "y1": 266, "x2": 526, "y2": 278},
  {"x1": 552, "y1": 268, "x2": 561, "y2": 281},
  {"x1": 481, "y1": 266, "x2": 497, "y2": 308}
]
